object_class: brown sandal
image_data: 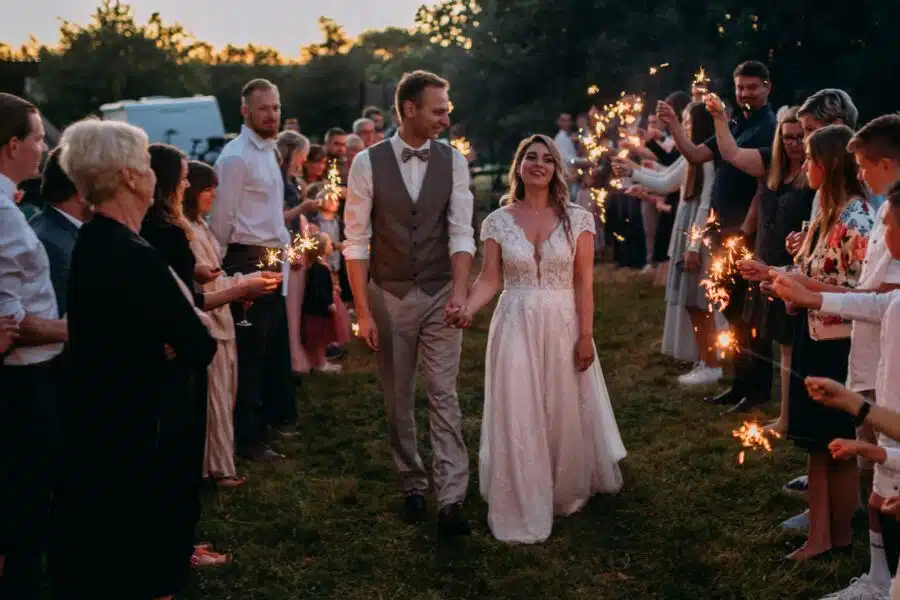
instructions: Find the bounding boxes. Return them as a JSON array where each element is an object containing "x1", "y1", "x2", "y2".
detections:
[{"x1": 215, "y1": 475, "x2": 248, "y2": 489}]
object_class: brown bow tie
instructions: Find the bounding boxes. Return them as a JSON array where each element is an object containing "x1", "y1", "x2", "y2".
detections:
[{"x1": 401, "y1": 147, "x2": 430, "y2": 162}]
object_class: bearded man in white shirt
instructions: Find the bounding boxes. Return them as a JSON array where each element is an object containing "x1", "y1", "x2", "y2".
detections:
[
  {"x1": 0, "y1": 92, "x2": 67, "y2": 600},
  {"x1": 211, "y1": 79, "x2": 296, "y2": 461},
  {"x1": 343, "y1": 70, "x2": 475, "y2": 538}
]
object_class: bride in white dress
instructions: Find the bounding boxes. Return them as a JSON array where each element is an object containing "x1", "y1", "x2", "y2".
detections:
[{"x1": 451, "y1": 134, "x2": 626, "y2": 544}]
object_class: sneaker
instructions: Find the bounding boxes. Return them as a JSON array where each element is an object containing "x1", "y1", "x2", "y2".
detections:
[
  {"x1": 780, "y1": 510, "x2": 809, "y2": 531},
  {"x1": 678, "y1": 362, "x2": 704, "y2": 384},
  {"x1": 819, "y1": 574, "x2": 889, "y2": 600},
  {"x1": 316, "y1": 362, "x2": 342, "y2": 374},
  {"x1": 683, "y1": 365, "x2": 723, "y2": 386},
  {"x1": 782, "y1": 475, "x2": 809, "y2": 497}
]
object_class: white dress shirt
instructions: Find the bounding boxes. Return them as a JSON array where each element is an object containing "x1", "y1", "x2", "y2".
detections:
[
  {"x1": 0, "y1": 174, "x2": 63, "y2": 365},
  {"x1": 821, "y1": 290, "x2": 900, "y2": 498},
  {"x1": 845, "y1": 202, "x2": 900, "y2": 392},
  {"x1": 210, "y1": 125, "x2": 289, "y2": 250},
  {"x1": 210, "y1": 125, "x2": 290, "y2": 294},
  {"x1": 51, "y1": 206, "x2": 84, "y2": 229},
  {"x1": 342, "y1": 134, "x2": 476, "y2": 261},
  {"x1": 554, "y1": 129, "x2": 578, "y2": 167}
]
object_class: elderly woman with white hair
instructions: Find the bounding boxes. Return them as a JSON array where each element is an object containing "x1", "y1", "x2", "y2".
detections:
[{"x1": 49, "y1": 118, "x2": 217, "y2": 600}]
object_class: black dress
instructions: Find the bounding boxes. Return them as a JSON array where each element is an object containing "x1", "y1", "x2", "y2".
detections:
[
  {"x1": 742, "y1": 181, "x2": 815, "y2": 344},
  {"x1": 646, "y1": 138, "x2": 681, "y2": 263},
  {"x1": 50, "y1": 215, "x2": 216, "y2": 599}
]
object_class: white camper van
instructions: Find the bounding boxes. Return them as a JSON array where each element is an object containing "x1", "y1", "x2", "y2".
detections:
[{"x1": 99, "y1": 96, "x2": 228, "y2": 163}]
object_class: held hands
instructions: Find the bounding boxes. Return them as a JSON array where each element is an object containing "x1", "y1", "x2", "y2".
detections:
[{"x1": 574, "y1": 335, "x2": 595, "y2": 372}]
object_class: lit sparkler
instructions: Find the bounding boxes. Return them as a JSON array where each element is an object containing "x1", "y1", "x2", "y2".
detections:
[
  {"x1": 732, "y1": 420, "x2": 779, "y2": 464},
  {"x1": 450, "y1": 136, "x2": 472, "y2": 156},
  {"x1": 587, "y1": 84, "x2": 600, "y2": 96},
  {"x1": 324, "y1": 159, "x2": 342, "y2": 200},
  {"x1": 693, "y1": 67, "x2": 711, "y2": 95},
  {"x1": 591, "y1": 188, "x2": 608, "y2": 224},
  {"x1": 351, "y1": 322, "x2": 360, "y2": 336}
]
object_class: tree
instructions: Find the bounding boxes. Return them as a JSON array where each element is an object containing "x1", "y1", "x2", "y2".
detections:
[{"x1": 35, "y1": 0, "x2": 205, "y2": 125}]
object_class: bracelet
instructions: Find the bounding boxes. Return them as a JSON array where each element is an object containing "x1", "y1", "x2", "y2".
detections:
[{"x1": 854, "y1": 400, "x2": 872, "y2": 427}]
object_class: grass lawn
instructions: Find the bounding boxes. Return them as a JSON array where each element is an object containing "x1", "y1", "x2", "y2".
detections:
[{"x1": 187, "y1": 265, "x2": 868, "y2": 600}]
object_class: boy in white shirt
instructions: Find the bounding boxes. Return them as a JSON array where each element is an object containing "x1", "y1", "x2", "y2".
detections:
[{"x1": 775, "y1": 141, "x2": 900, "y2": 600}]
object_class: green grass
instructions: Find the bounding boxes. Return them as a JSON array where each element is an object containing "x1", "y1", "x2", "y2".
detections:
[{"x1": 186, "y1": 265, "x2": 868, "y2": 600}]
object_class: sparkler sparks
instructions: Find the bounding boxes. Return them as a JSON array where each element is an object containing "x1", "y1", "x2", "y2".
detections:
[
  {"x1": 732, "y1": 420, "x2": 780, "y2": 464},
  {"x1": 692, "y1": 66, "x2": 711, "y2": 95},
  {"x1": 450, "y1": 136, "x2": 472, "y2": 156},
  {"x1": 351, "y1": 322, "x2": 360, "y2": 336},
  {"x1": 324, "y1": 159, "x2": 342, "y2": 201},
  {"x1": 648, "y1": 62, "x2": 670, "y2": 75},
  {"x1": 587, "y1": 84, "x2": 600, "y2": 96},
  {"x1": 591, "y1": 188, "x2": 608, "y2": 224}
]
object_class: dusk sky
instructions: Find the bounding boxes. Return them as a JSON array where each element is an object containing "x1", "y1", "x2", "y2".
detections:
[{"x1": 5, "y1": 0, "x2": 433, "y2": 58}]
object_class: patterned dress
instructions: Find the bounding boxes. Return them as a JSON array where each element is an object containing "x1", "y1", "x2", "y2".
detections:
[{"x1": 787, "y1": 197, "x2": 875, "y2": 451}]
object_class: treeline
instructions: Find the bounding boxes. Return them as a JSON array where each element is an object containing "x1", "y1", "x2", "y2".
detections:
[{"x1": 3, "y1": 0, "x2": 897, "y2": 161}]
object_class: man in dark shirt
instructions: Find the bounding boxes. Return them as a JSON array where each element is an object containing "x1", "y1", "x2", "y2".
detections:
[{"x1": 658, "y1": 60, "x2": 777, "y2": 412}]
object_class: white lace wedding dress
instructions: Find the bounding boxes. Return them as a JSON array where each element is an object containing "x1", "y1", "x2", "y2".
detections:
[{"x1": 478, "y1": 203, "x2": 626, "y2": 544}]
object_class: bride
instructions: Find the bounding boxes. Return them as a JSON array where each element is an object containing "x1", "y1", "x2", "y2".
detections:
[{"x1": 451, "y1": 134, "x2": 626, "y2": 544}]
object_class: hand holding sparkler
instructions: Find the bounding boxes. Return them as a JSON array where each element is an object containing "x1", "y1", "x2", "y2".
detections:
[
  {"x1": 805, "y1": 376, "x2": 866, "y2": 414},
  {"x1": 736, "y1": 258, "x2": 772, "y2": 282},
  {"x1": 771, "y1": 274, "x2": 822, "y2": 309},
  {"x1": 655, "y1": 101, "x2": 678, "y2": 127},
  {"x1": 704, "y1": 93, "x2": 727, "y2": 122},
  {"x1": 827, "y1": 438, "x2": 884, "y2": 463}
]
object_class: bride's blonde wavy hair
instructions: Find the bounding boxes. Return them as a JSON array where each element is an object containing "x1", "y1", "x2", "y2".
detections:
[{"x1": 502, "y1": 134, "x2": 573, "y2": 247}]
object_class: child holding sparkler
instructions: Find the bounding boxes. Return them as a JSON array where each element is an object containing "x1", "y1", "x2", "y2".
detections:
[
  {"x1": 778, "y1": 180, "x2": 900, "y2": 597},
  {"x1": 301, "y1": 231, "x2": 347, "y2": 373},
  {"x1": 740, "y1": 125, "x2": 874, "y2": 561}
]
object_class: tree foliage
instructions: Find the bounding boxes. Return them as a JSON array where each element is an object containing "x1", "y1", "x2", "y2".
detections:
[{"x1": 9, "y1": 0, "x2": 899, "y2": 157}]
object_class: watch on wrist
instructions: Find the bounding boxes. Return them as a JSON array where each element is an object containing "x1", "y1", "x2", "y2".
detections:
[{"x1": 854, "y1": 400, "x2": 872, "y2": 427}]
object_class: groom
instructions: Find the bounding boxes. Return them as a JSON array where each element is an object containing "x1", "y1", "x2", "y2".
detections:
[{"x1": 342, "y1": 70, "x2": 476, "y2": 537}]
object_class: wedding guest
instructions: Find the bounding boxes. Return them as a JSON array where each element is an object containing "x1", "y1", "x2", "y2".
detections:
[
  {"x1": 347, "y1": 134, "x2": 365, "y2": 166},
  {"x1": 708, "y1": 102, "x2": 814, "y2": 420},
  {"x1": 742, "y1": 124, "x2": 873, "y2": 560},
  {"x1": 277, "y1": 129, "x2": 311, "y2": 233},
  {"x1": 617, "y1": 102, "x2": 720, "y2": 381},
  {"x1": 325, "y1": 126, "x2": 349, "y2": 183},
  {"x1": 362, "y1": 105, "x2": 385, "y2": 142},
  {"x1": 658, "y1": 60, "x2": 777, "y2": 411},
  {"x1": 300, "y1": 231, "x2": 344, "y2": 373},
  {"x1": 0, "y1": 92, "x2": 65, "y2": 600},
  {"x1": 184, "y1": 160, "x2": 260, "y2": 489},
  {"x1": 29, "y1": 148, "x2": 91, "y2": 317},
  {"x1": 353, "y1": 118, "x2": 376, "y2": 148},
  {"x1": 211, "y1": 78, "x2": 298, "y2": 459},
  {"x1": 303, "y1": 144, "x2": 328, "y2": 185},
  {"x1": 50, "y1": 118, "x2": 216, "y2": 600}
]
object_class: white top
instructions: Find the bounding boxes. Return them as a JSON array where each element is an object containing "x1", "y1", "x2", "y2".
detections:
[
  {"x1": 210, "y1": 125, "x2": 290, "y2": 250},
  {"x1": 342, "y1": 134, "x2": 476, "y2": 261},
  {"x1": 554, "y1": 129, "x2": 578, "y2": 166},
  {"x1": 0, "y1": 174, "x2": 63, "y2": 365},
  {"x1": 631, "y1": 157, "x2": 715, "y2": 252},
  {"x1": 821, "y1": 290, "x2": 900, "y2": 497},
  {"x1": 845, "y1": 202, "x2": 900, "y2": 392}
]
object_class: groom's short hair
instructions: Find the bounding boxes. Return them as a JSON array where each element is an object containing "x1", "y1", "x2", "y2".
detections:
[{"x1": 395, "y1": 70, "x2": 449, "y2": 122}]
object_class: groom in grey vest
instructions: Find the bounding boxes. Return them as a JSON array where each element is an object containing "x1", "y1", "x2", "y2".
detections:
[{"x1": 343, "y1": 70, "x2": 475, "y2": 538}]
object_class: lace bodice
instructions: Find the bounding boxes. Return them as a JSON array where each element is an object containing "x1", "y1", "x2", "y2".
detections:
[{"x1": 480, "y1": 204, "x2": 595, "y2": 290}]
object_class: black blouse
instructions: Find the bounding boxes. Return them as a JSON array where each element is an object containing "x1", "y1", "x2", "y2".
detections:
[
  {"x1": 141, "y1": 216, "x2": 204, "y2": 307},
  {"x1": 58, "y1": 214, "x2": 216, "y2": 595},
  {"x1": 303, "y1": 261, "x2": 334, "y2": 317}
]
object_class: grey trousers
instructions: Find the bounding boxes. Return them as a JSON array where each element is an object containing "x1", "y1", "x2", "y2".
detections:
[{"x1": 368, "y1": 280, "x2": 469, "y2": 508}]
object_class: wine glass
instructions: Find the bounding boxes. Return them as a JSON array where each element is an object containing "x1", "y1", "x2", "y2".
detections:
[{"x1": 235, "y1": 301, "x2": 252, "y2": 327}]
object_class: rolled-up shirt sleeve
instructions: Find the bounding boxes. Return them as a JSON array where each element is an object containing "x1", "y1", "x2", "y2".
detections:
[
  {"x1": 448, "y1": 150, "x2": 476, "y2": 256},
  {"x1": 342, "y1": 151, "x2": 374, "y2": 261},
  {"x1": 210, "y1": 154, "x2": 245, "y2": 248},
  {"x1": 0, "y1": 205, "x2": 27, "y2": 322}
]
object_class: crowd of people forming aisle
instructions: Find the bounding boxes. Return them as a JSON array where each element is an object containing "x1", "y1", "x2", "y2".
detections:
[{"x1": 3, "y1": 57, "x2": 900, "y2": 600}]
